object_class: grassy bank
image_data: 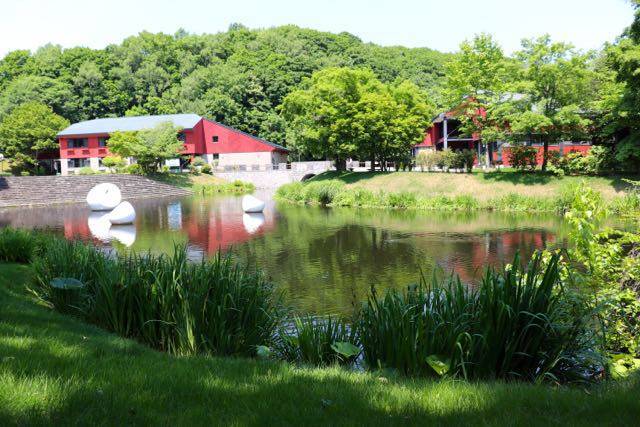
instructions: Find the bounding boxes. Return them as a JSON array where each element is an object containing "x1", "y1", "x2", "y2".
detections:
[
  {"x1": 277, "y1": 171, "x2": 639, "y2": 214},
  {"x1": 1, "y1": 262, "x2": 640, "y2": 425},
  {"x1": 151, "y1": 173, "x2": 255, "y2": 194}
]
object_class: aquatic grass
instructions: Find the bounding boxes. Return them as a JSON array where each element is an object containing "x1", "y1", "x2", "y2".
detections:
[
  {"x1": 29, "y1": 236, "x2": 284, "y2": 357},
  {"x1": 276, "y1": 315, "x2": 359, "y2": 366},
  {"x1": 276, "y1": 181, "x2": 577, "y2": 213},
  {"x1": 0, "y1": 228, "x2": 51, "y2": 263},
  {"x1": 359, "y1": 253, "x2": 595, "y2": 381}
]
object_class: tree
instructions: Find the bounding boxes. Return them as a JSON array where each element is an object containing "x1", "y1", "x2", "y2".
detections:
[
  {"x1": 107, "y1": 122, "x2": 183, "y2": 174},
  {"x1": 101, "y1": 156, "x2": 126, "y2": 172},
  {"x1": 0, "y1": 102, "x2": 69, "y2": 174},
  {"x1": 282, "y1": 67, "x2": 432, "y2": 170},
  {"x1": 443, "y1": 34, "x2": 514, "y2": 166},
  {"x1": 510, "y1": 36, "x2": 593, "y2": 171}
]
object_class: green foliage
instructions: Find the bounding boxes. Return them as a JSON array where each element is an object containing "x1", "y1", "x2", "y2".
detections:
[
  {"x1": 101, "y1": 155, "x2": 126, "y2": 172},
  {"x1": 282, "y1": 67, "x2": 433, "y2": 170},
  {"x1": 415, "y1": 150, "x2": 441, "y2": 171},
  {"x1": 508, "y1": 145, "x2": 538, "y2": 171},
  {"x1": 359, "y1": 253, "x2": 594, "y2": 381},
  {"x1": 30, "y1": 237, "x2": 284, "y2": 357},
  {"x1": 123, "y1": 163, "x2": 144, "y2": 175},
  {"x1": 0, "y1": 228, "x2": 47, "y2": 263},
  {"x1": 107, "y1": 122, "x2": 183, "y2": 174},
  {"x1": 78, "y1": 166, "x2": 97, "y2": 175},
  {"x1": 193, "y1": 180, "x2": 255, "y2": 195},
  {"x1": 0, "y1": 101, "x2": 68, "y2": 174},
  {"x1": 276, "y1": 316, "x2": 359, "y2": 366}
]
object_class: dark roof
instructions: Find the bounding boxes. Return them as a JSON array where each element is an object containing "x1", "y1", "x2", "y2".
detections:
[
  {"x1": 57, "y1": 114, "x2": 201, "y2": 136},
  {"x1": 204, "y1": 118, "x2": 289, "y2": 152}
]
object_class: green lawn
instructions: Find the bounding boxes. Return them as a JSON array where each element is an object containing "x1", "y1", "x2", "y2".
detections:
[
  {"x1": 311, "y1": 170, "x2": 635, "y2": 201},
  {"x1": 1, "y1": 262, "x2": 640, "y2": 426}
]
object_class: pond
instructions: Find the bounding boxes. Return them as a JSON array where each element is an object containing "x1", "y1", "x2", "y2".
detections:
[{"x1": 0, "y1": 191, "x2": 570, "y2": 314}]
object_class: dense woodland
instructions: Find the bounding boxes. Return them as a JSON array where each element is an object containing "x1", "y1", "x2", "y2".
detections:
[{"x1": 1, "y1": 5, "x2": 640, "y2": 173}]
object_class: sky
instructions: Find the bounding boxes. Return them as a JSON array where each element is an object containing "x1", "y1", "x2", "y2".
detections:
[{"x1": 0, "y1": 0, "x2": 634, "y2": 57}]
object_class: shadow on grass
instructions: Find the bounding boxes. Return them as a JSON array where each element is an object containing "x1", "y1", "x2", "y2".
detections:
[
  {"x1": 2, "y1": 263, "x2": 640, "y2": 425},
  {"x1": 309, "y1": 171, "x2": 395, "y2": 184}
]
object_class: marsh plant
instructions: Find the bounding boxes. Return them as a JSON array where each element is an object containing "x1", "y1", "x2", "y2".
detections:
[
  {"x1": 30, "y1": 239, "x2": 284, "y2": 357},
  {"x1": 359, "y1": 253, "x2": 595, "y2": 381}
]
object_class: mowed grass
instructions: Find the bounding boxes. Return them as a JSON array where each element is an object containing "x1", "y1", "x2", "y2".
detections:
[
  {"x1": 312, "y1": 171, "x2": 634, "y2": 201},
  {"x1": 1, "y1": 263, "x2": 640, "y2": 425}
]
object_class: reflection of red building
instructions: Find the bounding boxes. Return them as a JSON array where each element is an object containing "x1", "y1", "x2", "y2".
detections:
[
  {"x1": 183, "y1": 198, "x2": 276, "y2": 254},
  {"x1": 437, "y1": 230, "x2": 556, "y2": 283}
]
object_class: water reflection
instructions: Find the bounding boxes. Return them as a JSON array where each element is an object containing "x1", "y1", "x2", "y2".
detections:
[{"x1": 0, "y1": 193, "x2": 570, "y2": 314}]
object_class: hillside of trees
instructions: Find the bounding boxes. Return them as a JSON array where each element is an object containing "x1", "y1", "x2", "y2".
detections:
[{"x1": 0, "y1": 24, "x2": 449, "y2": 146}]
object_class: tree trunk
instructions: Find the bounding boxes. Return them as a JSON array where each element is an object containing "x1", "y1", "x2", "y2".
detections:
[
  {"x1": 541, "y1": 141, "x2": 549, "y2": 171},
  {"x1": 335, "y1": 158, "x2": 346, "y2": 171},
  {"x1": 370, "y1": 154, "x2": 376, "y2": 171}
]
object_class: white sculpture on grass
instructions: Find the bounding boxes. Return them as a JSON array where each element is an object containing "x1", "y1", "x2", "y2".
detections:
[
  {"x1": 242, "y1": 195, "x2": 265, "y2": 213},
  {"x1": 242, "y1": 213, "x2": 265, "y2": 234},
  {"x1": 86, "y1": 183, "x2": 122, "y2": 211},
  {"x1": 107, "y1": 201, "x2": 136, "y2": 225}
]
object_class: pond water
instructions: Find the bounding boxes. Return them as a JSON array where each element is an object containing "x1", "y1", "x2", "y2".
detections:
[{"x1": 0, "y1": 191, "x2": 570, "y2": 314}]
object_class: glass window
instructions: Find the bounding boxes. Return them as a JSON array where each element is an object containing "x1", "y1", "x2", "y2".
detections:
[
  {"x1": 98, "y1": 137, "x2": 109, "y2": 147},
  {"x1": 67, "y1": 138, "x2": 88, "y2": 148},
  {"x1": 67, "y1": 158, "x2": 90, "y2": 168},
  {"x1": 177, "y1": 133, "x2": 186, "y2": 142},
  {"x1": 213, "y1": 153, "x2": 219, "y2": 160},
  {"x1": 212, "y1": 136, "x2": 219, "y2": 143}
]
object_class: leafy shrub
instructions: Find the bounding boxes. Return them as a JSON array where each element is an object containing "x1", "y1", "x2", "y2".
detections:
[
  {"x1": 124, "y1": 163, "x2": 144, "y2": 175},
  {"x1": 301, "y1": 180, "x2": 345, "y2": 205},
  {"x1": 0, "y1": 228, "x2": 45, "y2": 263},
  {"x1": 276, "y1": 316, "x2": 359, "y2": 366},
  {"x1": 508, "y1": 145, "x2": 538, "y2": 170},
  {"x1": 440, "y1": 149, "x2": 459, "y2": 171},
  {"x1": 415, "y1": 150, "x2": 442, "y2": 171},
  {"x1": 201, "y1": 164, "x2": 212, "y2": 174},
  {"x1": 359, "y1": 253, "x2": 594, "y2": 381},
  {"x1": 78, "y1": 167, "x2": 96, "y2": 175},
  {"x1": 101, "y1": 156, "x2": 126, "y2": 172},
  {"x1": 459, "y1": 149, "x2": 476, "y2": 173}
]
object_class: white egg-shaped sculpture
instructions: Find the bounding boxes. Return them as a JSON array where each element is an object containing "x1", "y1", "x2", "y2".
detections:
[
  {"x1": 86, "y1": 183, "x2": 122, "y2": 211},
  {"x1": 242, "y1": 195, "x2": 265, "y2": 213},
  {"x1": 87, "y1": 212, "x2": 112, "y2": 241},
  {"x1": 107, "y1": 201, "x2": 136, "y2": 225},
  {"x1": 108, "y1": 225, "x2": 137, "y2": 247},
  {"x1": 243, "y1": 213, "x2": 265, "y2": 234}
]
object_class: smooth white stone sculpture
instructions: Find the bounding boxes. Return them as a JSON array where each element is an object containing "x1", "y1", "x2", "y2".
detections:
[
  {"x1": 86, "y1": 183, "x2": 122, "y2": 211},
  {"x1": 242, "y1": 195, "x2": 265, "y2": 213},
  {"x1": 242, "y1": 213, "x2": 265, "y2": 234},
  {"x1": 108, "y1": 225, "x2": 136, "y2": 247},
  {"x1": 87, "y1": 212, "x2": 112, "y2": 241},
  {"x1": 107, "y1": 201, "x2": 136, "y2": 225}
]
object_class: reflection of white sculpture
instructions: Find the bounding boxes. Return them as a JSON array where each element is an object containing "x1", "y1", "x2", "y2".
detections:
[
  {"x1": 87, "y1": 212, "x2": 112, "y2": 241},
  {"x1": 86, "y1": 183, "x2": 122, "y2": 211},
  {"x1": 243, "y1": 213, "x2": 265, "y2": 234},
  {"x1": 242, "y1": 195, "x2": 265, "y2": 213},
  {"x1": 108, "y1": 225, "x2": 136, "y2": 247},
  {"x1": 107, "y1": 201, "x2": 136, "y2": 225}
]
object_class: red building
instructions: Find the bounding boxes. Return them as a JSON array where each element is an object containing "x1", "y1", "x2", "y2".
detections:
[
  {"x1": 414, "y1": 106, "x2": 592, "y2": 167},
  {"x1": 56, "y1": 114, "x2": 289, "y2": 175}
]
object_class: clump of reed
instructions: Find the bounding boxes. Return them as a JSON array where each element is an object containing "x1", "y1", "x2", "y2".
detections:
[
  {"x1": 0, "y1": 227, "x2": 51, "y2": 263},
  {"x1": 30, "y1": 238, "x2": 283, "y2": 357},
  {"x1": 358, "y1": 253, "x2": 594, "y2": 381},
  {"x1": 275, "y1": 315, "x2": 359, "y2": 366}
]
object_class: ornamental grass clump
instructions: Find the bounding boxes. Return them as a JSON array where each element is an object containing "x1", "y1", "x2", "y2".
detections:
[
  {"x1": 359, "y1": 253, "x2": 594, "y2": 381},
  {"x1": 276, "y1": 315, "x2": 359, "y2": 366},
  {"x1": 0, "y1": 227, "x2": 50, "y2": 263},
  {"x1": 30, "y1": 239, "x2": 284, "y2": 357}
]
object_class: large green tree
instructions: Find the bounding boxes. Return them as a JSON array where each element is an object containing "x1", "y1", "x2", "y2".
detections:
[
  {"x1": 282, "y1": 67, "x2": 431, "y2": 170},
  {"x1": 509, "y1": 36, "x2": 593, "y2": 170},
  {"x1": 107, "y1": 122, "x2": 183, "y2": 174},
  {"x1": 443, "y1": 34, "x2": 514, "y2": 166},
  {"x1": 0, "y1": 102, "x2": 69, "y2": 174}
]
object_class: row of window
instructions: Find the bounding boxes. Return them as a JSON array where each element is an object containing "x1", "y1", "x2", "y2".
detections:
[
  {"x1": 66, "y1": 135, "x2": 219, "y2": 148},
  {"x1": 67, "y1": 138, "x2": 109, "y2": 148}
]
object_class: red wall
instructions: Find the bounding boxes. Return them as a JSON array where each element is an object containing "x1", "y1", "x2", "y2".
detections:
[
  {"x1": 201, "y1": 119, "x2": 284, "y2": 154},
  {"x1": 57, "y1": 118, "x2": 285, "y2": 160},
  {"x1": 501, "y1": 144, "x2": 592, "y2": 166}
]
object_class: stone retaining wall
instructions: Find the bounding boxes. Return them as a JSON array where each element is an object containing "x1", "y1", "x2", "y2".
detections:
[{"x1": 0, "y1": 175, "x2": 191, "y2": 208}]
